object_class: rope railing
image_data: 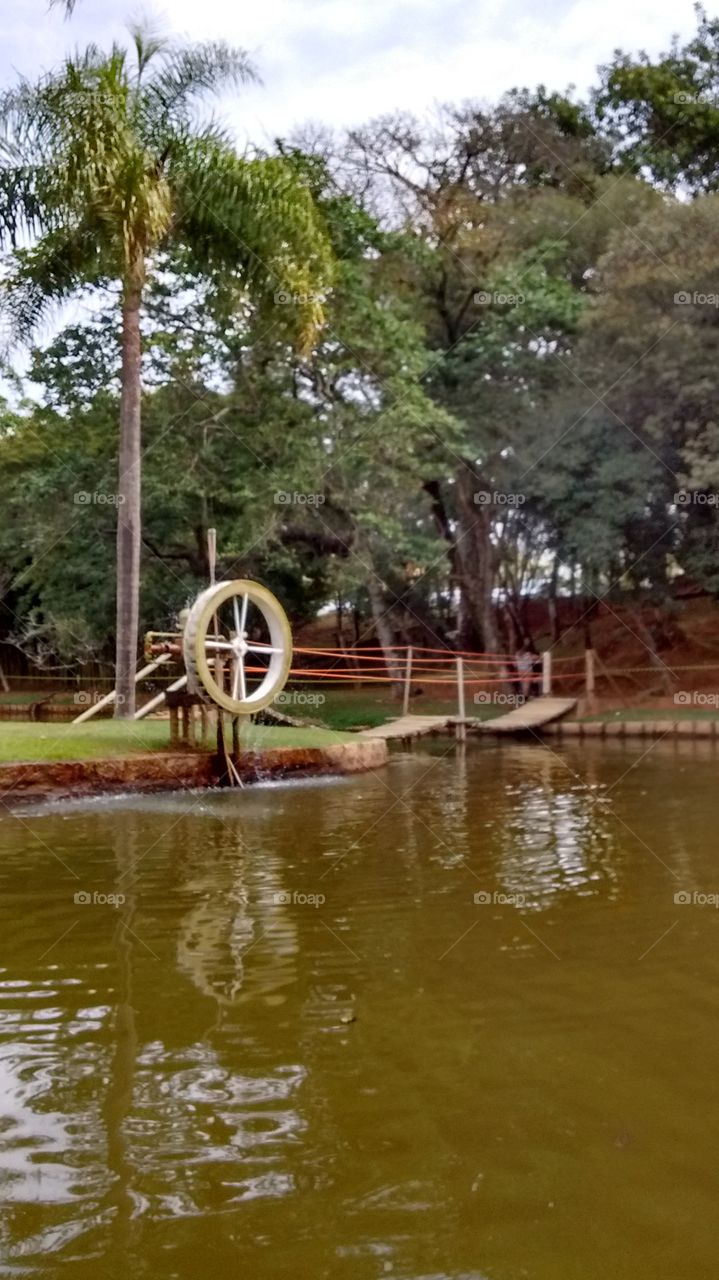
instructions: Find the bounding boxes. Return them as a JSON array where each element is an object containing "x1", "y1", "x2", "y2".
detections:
[
  {"x1": 10, "y1": 656, "x2": 718, "y2": 687},
  {"x1": 284, "y1": 670, "x2": 582, "y2": 684},
  {"x1": 4, "y1": 646, "x2": 719, "y2": 716}
]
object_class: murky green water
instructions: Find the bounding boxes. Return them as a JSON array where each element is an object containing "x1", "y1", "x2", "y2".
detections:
[{"x1": 2, "y1": 738, "x2": 718, "y2": 1279}]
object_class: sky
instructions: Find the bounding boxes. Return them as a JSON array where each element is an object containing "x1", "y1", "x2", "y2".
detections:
[
  {"x1": 0, "y1": 0, "x2": 704, "y2": 397},
  {"x1": 0, "y1": 0, "x2": 704, "y2": 147}
]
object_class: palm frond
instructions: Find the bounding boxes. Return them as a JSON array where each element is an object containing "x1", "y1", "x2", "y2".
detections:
[
  {"x1": 0, "y1": 27, "x2": 332, "y2": 358},
  {"x1": 0, "y1": 224, "x2": 107, "y2": 351},
  {"x1": 170, "y1": 138, "x2": 333, "y2": 347},
  {"x1": 142, "y1": 41, "x2": 258, "y2": 138},
  {"x1": 129, "y1": 23, "x2": 171, "y2": 81},
  {"x1": 0, "y1": 49, "x2": 129, "y2": 212},
  {"x1": 0, "y1": 164, "x2": 53, "y2": 244}
]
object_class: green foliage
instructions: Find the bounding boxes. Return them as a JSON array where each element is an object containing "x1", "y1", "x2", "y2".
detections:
[
  {"x1": 596, "y1": 5, "x2": 719, "y2": 192},
  {"x1": 0, "y1": 30, "x2": 333, "y2": 350},
  {"x1": 6, "y1": 4, "x2": 719, "y2": 674}
]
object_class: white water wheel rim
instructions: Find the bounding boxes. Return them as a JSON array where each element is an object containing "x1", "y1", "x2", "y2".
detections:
[{"x1": 183, "y1": 580, "x2": 293, "y2": 714}]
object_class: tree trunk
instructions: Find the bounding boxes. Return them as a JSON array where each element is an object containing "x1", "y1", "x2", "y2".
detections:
[
  {"x1": 114, "y1": 252, "x2": 145, "y2": 718},
  {"x1": 548, "y1": 552, "x2": 560, "y2": 645},
  {"x1": 366, "y1": 573, "x2": 403, "y2": 699},
  {"x1": 454, "y1": 462, "x2": 499, "y2": 652}
]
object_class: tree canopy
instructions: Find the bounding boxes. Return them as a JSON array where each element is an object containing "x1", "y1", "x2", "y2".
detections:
[{"x1": 3, "y1": 7, "x2": 719, "y2": 682}]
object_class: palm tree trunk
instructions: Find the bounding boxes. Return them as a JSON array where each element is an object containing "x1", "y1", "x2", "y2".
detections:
[{"x1": 114, "y1": 252, "x2": 144, "y2": 718}]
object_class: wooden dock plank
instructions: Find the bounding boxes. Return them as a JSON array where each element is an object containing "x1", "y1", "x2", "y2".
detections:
[
  {"x1": 357, "y1": 699, "x2": 576, "y2": 742},
  {"x1": 356, "y1": 715, "x2": 452, "y2": 740},
  {"x1": 475, "y1": 697, "x2": 577, "y2": 733}
]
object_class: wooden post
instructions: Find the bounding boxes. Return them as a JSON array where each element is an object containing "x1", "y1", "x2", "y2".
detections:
[
  {"x1": 207, "y1": 526, "x2": 224, "y2": 701},
  {"x1": 207, "y1": 527, "x2": 217, "y2": 585},
  {"x1": 402, "y1": 646, "x2": 413, "y2": 716},
  {"x1": 216, "y1": 707, "x2": 228, "y2": 784},
  {"x1": 169, "y1": 705, "x2": 179, "y2": 747},
  {"x1": 542, "y1": 650, "x2": 552, "y2": 696},
  {"x1": 585, "y1": 647, "x2": 596, "y2": 711},
  {"x1": 456, "y1": 656, "x2": 466, "y2": 742}
]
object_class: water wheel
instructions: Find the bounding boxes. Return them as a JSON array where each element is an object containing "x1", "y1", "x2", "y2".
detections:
[{"x1": 182, "y1": 579, "x2": 293, "y2": 715}]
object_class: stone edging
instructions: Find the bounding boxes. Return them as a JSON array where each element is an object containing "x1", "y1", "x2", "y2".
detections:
[{"x1": 542, "y1": 719, "x2": 719, "y2": 739}]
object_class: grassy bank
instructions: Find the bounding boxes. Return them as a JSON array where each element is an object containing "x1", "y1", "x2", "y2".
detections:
[{"x1": 0, "y1": 720, "x2": 354, "y2": 763}]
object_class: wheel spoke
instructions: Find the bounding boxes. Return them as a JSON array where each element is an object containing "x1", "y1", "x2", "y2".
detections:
[
  {"x1": 232, "y1": 592, "x2": 250, "y2": 642},
  {"x1": 205, "y1": 640, "x2": 234, "y2": 651},
  {"x1": 245, "y1": 643, "x2": 282, "y2": 654},
  {"x1": 234, "y1": 652, "x2": 247, "y2": 701}
]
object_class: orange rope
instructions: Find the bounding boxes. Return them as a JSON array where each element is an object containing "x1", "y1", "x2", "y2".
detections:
[
  {"x1": 293, "y1": 644, "x2": 520, "y2": 660},
  {"x1": 285, "y1": 668, "x2": 582, "y2": 685},
  {"x1": 294, "y1": 643, "x2": 586, "y2": 666}
]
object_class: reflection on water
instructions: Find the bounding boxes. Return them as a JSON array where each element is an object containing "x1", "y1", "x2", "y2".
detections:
[{"x1": 2, "y1": 740, "x2": 719, "y2": 1279}]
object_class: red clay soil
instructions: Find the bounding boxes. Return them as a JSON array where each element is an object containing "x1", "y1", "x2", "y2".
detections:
[{"x1": 296, "y1": 595, "x2": 719, "y2": 709}]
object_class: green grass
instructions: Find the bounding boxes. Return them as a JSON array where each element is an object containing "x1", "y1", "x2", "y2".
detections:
[
  {"x1": 291, "y1": 685, "x2": 502, "y2": 731},
  {"x1": 0, "y1": 720, "x2": 354, "y2": 763}
]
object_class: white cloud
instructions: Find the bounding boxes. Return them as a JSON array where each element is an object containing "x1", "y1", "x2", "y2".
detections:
[
  {"x1": 0, "y1": 0, "x2": 701, "y2": 146},
  {"x1": 0, "y1": 0, "x2": 702, "y2": 398}
]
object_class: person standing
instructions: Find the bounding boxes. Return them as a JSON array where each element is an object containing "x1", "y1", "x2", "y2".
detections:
[{"x1": 515, "y1": 642, "x2": 534, "y2": 701}]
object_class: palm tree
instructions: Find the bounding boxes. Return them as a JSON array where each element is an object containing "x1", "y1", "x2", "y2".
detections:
[{"x1": 0, "y1": 29, "x2": 331, "y2": 714}]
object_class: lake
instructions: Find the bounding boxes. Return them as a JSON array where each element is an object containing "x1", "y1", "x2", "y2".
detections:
[{"x1": 1, "y1": 737, "x2": 717, "y2": 1279}]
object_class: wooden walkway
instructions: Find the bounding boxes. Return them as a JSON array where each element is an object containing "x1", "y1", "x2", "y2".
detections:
[
  {"x1": 357, "y1": 699, "x2": 576, "y2": 741},
  {"x1": 473, "y1": 697, "x2": 577, "y2": 734},
  {"x1": 357, "y1": 715, "x2": 453, "y2": 740}
]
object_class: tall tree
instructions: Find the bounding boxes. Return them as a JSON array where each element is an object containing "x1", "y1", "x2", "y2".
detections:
[
  {"x1": 0, "y1": 29, "x2": 332, "y2": 713},
  {"x1": 336, "y1": 103, "x2": 629, "y2": 647},
  {"x1": 596, "y1": 4, "x2": 719, "y2": 193}
]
